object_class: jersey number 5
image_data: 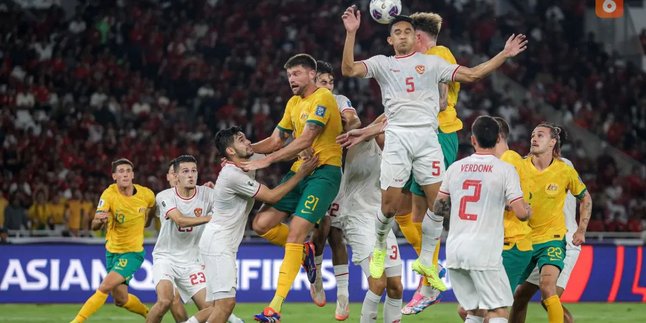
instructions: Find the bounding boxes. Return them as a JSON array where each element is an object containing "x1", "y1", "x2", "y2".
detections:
[
  {"x1": 458, "y1": 180, "x2": 482, "y2": 221},
  {"x1": 405, "y1": 77, "x2": 415, "y2": 93}
]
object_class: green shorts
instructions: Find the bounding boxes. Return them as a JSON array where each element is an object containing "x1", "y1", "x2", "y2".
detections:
[
  {"x1": 404, "y1": 130, "x2": 459, "y2": 196},
  {"x1": 502, "y1": 245, "x2": 533, "y2": 293},
  {"x1": 272, "y1": 165, "x2": 342, "y2": 224},
  {"x1": 105, "y1": 250, "x2": 145, "y2": 285},
  {"x1": 519, "y1": 239, "x2": 566, "y2": 283}
]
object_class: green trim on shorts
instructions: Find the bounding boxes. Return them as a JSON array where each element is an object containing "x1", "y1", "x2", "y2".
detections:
[
  {"x1": 519, "y1": 239, "x2": 566, "y2": 283},
  {"x1": 502, "y1": 245, "x2": 533, "y2": 293},
  {"x1": 404, "y1": 130, "x2": 459, "y2": 197},
  {"x1": 105, "y1": 250, "x2": 145, "y2": 285},
  {"x1": 272, "y1": 165, "x2": 342, "y2": 224}
]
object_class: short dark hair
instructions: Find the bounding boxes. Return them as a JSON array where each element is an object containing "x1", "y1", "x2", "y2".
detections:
[
  {"x1": 214, "y1": 126, "x2": 243, "y2": 159},
  {"x1": 172, "y1": 155, "x2": 197, "y2": 172},
  {"x1": 493, "y1": 116, "x2": 510, "y2": 140},
  {"x1": 284, "y1": 53, "x2": 317, "y2": 70},
  {"x1": 316, "y1": 60, "x2": 333, "y2": 75},
  {"x1": 471, "y1": 116, "x2": 500, "y2": 149},
  {"x1": 111, "y1": 158, "x2": 134, "y2": 173},
  {"x1": 389, "y1": 15, "x2": 415, "y2": 34}
]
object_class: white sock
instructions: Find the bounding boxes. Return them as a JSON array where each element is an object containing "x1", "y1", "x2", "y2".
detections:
[
  {"x1": 334, "y1": 264, "x2": 349, "y2": 297},
  {"x1": 314, "y1": 255, "x2": 323, "y2": 284},
  {"x1": 465, "y1": 314, "x2": 485, "y2": 323},
  {"x1": 383, "y1": 296, "x2": 403, "y2": 323},
  {"x1": 374, "y1": 210, "x2": 394, "y2": 249},
  {"x1": 185, "y1": 317, "x2": 199, "y2": 323},
  {"x1": 360, "y1": 290, "x2": 381, "y2": 323},
  {"x1": 488, "y1": 318, "x2": 508, "y2": 323},
  {"x1": 420, "y1": 284, "x2": 438, "y2": 298},
  {"x1": 420, "y1": 210, "x2": 443, "y2": 267}
]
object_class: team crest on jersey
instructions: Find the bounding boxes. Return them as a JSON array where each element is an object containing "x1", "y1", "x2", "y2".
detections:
[
  {"x1": 545, "y1": 183, "x2": 559, "y2": 196},
  {"x1": 300, "y1": 112, "x2": 308, "y2": 120},
  {"x1": 315, "y1": 105, "x2": 326, "y2": 117},
  {"x1": 194, "y1": 208, "x2": 203, "y2": 217},
  {"x1": 415, "y1": 65, "x2": 425, "y2": 74}
]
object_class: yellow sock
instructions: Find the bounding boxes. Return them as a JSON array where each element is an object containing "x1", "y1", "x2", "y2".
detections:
[
  {"x1": 270, "y1": 243, "x2": 303, "y2": 312},
  {"x1": 123, "y1": 293, "x2": 149, "y2": 318},
  {"x1": 395, "y1": 213, "x2": 422, "y2": 255},
  {"x1": 74, "y1": 290, "x2": 108, "y2": 322},
  {"x1": 544, "y1": 295, "x2": 564, "y2": 323},
  {"x1": 414, "y1": 221, "x2": 422, "y2": 252},
  {"x1": 260, "y1": 223, "x2": 289, "y2": 247},
  {"x1": 432, "y1": 243, "x2": 440, "y2": 266}
]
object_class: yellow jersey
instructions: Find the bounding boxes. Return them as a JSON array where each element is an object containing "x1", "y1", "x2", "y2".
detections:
[
  {"x1": 97, "y1": 183, "x2": 155, "y2": 253},
  {"x1": 67, "y1": 199, "x2": 84, "y2": 230},
  {"x1": 518, "y1": 157, "x2": 587, "y2": 244},
  {"x1": 500, "y1": 150, "x2": 532, "y2": 251},
  {"x1": 426, "y1": 45, "x2": 462, "y2": 133},
  {"x1": 29, "y1": 203, "x2": 50, "y2": 225},
  {"x1": 0, "y1": 196, "x2": 8, "y2": 226},
  {"x1": 277, "y1": 87, "x2": 343, "y2": 172},
  {"x1": 48, "y1": 200, "x2": 66, "y2": 225}
]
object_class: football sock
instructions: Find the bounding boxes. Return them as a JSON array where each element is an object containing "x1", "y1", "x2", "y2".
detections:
[
  {"x1": 360, "y1": 290, "x2": 381, "y2": 323},
  {"x1": 334, "y1": 264, "x2": 349, "y2": 297},
  {"x1": 74, "y1": 290, "x2": 108, "y2": 322},
  {"x1": 375, "y1": 210, "x2": 393, "y2": 250},
  {"x1": 383, "y1": 296, "x2": 403, "y2": 323},
  {"x1": 465, "y1": 314, "x2": 485, "y2": 323},
  {"x1": 123, "y1": 293, "x2": 149, "y2": 317},
  {"x1": 395, "y1": 213, "x2": 422, "y2": 255},
  {"x1": 420, "y1": 210, "x2": 443, "y2": 267},
  {"x1": 260, "y1": 223, "x2": 289, "y2": 246},
  {"x1": 270, "y1": 242, "x2": 302, "y2": 312},
  {"x1": 544, "y1": 295, "x2": 564, "y2": 323}
]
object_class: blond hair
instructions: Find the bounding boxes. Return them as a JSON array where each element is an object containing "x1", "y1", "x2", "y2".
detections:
[{"x1": 410, "y1": 12, "x2": 443, "y2": 39}]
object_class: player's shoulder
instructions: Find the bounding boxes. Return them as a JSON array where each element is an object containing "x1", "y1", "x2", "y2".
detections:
[
  {"x1": 334, "y1": 93, "x2": 350, "y2": 102},
  {"x1": 315, "y1": 87, "x2": 335, "y2": 100},
  {"x1": 134, "y1": 184, "x2": 155, "y2": 198},
  {"x1": 500, "y1": 150, "x2": 523, "y2": 164},
  {"x1": 156, "y1": 187, "x2": 174, "y2": 199},
  {"x1": 100, "y1": 184, "x2": 118, "y2": 197},
  {"x1": 553, "y1": 158, "x2": 576, "y2": 172}
]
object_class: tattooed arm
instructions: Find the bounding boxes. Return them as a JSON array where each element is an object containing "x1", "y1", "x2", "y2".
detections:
[
  {"x1": 573, "y1": 191, "x2": 592, "y2": 246},
  {"x1": 251, "y1": 126, "x2": 292, "y2": 154}
]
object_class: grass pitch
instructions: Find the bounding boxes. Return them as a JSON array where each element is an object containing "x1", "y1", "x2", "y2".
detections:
[{"x1": 1, "y1": 302, "x2": 644, "y2": 322}]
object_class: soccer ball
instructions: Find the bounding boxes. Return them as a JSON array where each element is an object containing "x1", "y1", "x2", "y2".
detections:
[{"x1": 369, "y1": 0, "x2": 402, "y2": 24}]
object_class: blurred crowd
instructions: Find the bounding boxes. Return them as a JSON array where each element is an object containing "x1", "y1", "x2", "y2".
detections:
[{"x1": 1, "y1": 0, "x2": 644, "y2": 241}]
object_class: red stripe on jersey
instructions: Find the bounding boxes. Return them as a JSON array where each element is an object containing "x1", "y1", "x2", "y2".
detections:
[
  {"x1": 252, "y1": 184, "x2": 261, "y2": 198},
  {"x1": 175, "y1": 187, "x2": 197, "y2": 200},
  {"x1": 395, "y1": 52, "x2": 416, "y2": 59},
  {"x1": 508, "y1": 196, "x2": 524, "y2": 205},
  {"x1": 439, "y1": 190, "x2": 450, "y2": 196},
  {"x1": 451, "y1": 66, "x2": 461, "y2": 82},
  {"x1": 165, "y1": 207, "x2": 177, "y2": 219},
  {"x1": 361, "y1": 61, "x2": 368, "y2": 75}
]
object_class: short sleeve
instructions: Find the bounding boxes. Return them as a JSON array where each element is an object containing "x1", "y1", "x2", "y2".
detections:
[
  {"x1": 145, "y1": 188, "x2": 156, "y2": 208},
  {"x1": 306, "y1": 90, "x2": 337, "y2": 128},
  {"x1": 427, "y1": 55, "x2": 460, "y2": 84},
  {"x1": 225, "y1": 168, "x2": 262, "y2": 198},
  {"x1": 361, "y1": 55, "x2": 387, "y2": 79},
  {"x1": 567, "y1": 166, "x2": 587, "y2": 199},
  {"x1": 96, "y1": 190, "x2": 111, "y2": 213},
  {"x1": 156, "y1": 190, "x2": 177, "y2": 219},
  {"x1": 335, "y1": 94, "x2": 355, "y2": 113},
  {"x1": 277, "y1": 99, "x2": 294, "y2": 133},
  {"x1": 504, "y1": 165, "x2": 524, "y2": 204}
]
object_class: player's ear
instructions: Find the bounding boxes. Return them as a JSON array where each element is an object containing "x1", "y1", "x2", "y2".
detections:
[
  {"x1": 387, "y1": 35, "x2": 394, "y2": 46},
  {"x1": 226, "y1": 146, "x2": 235, "y2": 158},
  {"x1": 308, "y1": 68, "x2": 316, "y2": 82},
  {"x1": 112, "y1": 173, "x2": 118, "y2": 181}
]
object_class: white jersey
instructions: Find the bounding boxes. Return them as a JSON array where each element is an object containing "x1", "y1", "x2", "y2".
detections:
[
  {"x1": 362, "y1": 52, "x2": 460, "y2": 128},
  {"x1": 562, "y1": 158, "x2": 580, "y2": 250},
  {"x1": 441, "y1": 154, "x2": 524, "y2": 270},
  {"x1": 334, "y1": 94, "x2": 355, "y2": 114},
  {"x1": 339, "y1": 139, "x2": 382, "y2": 215},
  {"x1": 199, "y1": 161, "x2": 260, "y2": 255},
  {"x1": 154, "y1": 186, "x2": 214, "y2": 265}
]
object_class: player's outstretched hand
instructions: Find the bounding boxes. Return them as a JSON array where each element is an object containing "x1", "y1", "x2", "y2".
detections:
[
  {"x1": 503, "y1": 34, "x2": 528, "y2": 58},
  {"x1": 298, "y1": 155, "x2": 319, "y2": 175},
  {"x1": 336, "y1": 126, "x2": 371, "y2": 149},
  {"x1": 572, "y1": 230, "x2": 586, "y2": 246},
  {"x1": 240, "y1": 157, "x2": 271, "y2": 172},
  {"x1": 342, "y1": 5, "x2": 361, "y2": 33}
]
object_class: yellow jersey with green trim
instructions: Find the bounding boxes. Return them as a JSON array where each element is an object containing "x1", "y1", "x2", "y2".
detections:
[
  {"x1": 426, "y1": 45, "x2": 462, "y2": 133},
  {"x1": 97, "y1": 183, "x2": 155, "y2": 253},
  {"x1": 277, "y1": 87, "x2": 343, "y2": 172},
  {"x1": 500, "y1": 150, "x2": 532, "y2": 251},
  {"x1": 518, "y1": 157, "x2": 587, "y2": 244}
]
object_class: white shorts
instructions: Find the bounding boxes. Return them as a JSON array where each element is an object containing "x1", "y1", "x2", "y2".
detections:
[
  {"x1": 152, "y1": 260, "x2": 206, "y2": 303},
  {"x1": 380, "y1": 126, "x2": 444, "y2": 190},
  {"x1": 526, "y1": 245, "x2": 581, "y2": 289},
  {"x1": 202, "y1": 252, "x2": 237, "y2": 301},
  {"x1": 448, "y1": 266, "x2": 513, "y2": 311},
  {"x1": 345, "y1": 211, "x2": 401, "y2": 272},
  {"x1": 328, "y1": 201, "x2": 346, "y2": 230}
]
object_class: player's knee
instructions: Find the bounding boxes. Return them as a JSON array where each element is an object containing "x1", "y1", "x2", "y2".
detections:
[
  {"x1": 252, "y1": 216, "x2": 270, "y2": 235},
  {"x1": 114, "y1": 296, "x2": 128, "y2": 307},
  {"x1": 386, "y1": 281, "x2": 403, "y2": 298},
  {"x1": 369, "y1": 278, "x2": 387, "y2": 293},
  {"x1": 157, "y1": 297, "x2": 173, "y2": 311}
]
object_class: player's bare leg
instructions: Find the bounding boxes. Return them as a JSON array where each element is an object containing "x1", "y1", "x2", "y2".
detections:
[
  {"x1": 329, "y1": 226, "x2": 350, "y2": 320},
  {"x1": 510, "y1": 281, "x2": 539, "y2": 323},
  {"x1": 169, "y1": 288, "x2": 188, "y2": 322},
  {"x1": 412, "y1": 182, "x2": 446, "y2": 291},
  {"x1": 146, "y1": 280, "x2": 175, "y2": 323},
  {"x1": 465, "y1": 308, "x2": 487, "y2": 322},
  {"x1": 310, "y1": 216, "x2": 331, "y2": 307},
  {"x1": 72, "y1": 271, "x2": 142, "y2": 323},
  {"x1": 207, "y1": 298, "x2": 236, "y2": 323},
  {"x1": 370, "y1": 187, "x2": 403, "y2": 279},
  {"x1": 112, "y1": 282, "x2": 148, "y2": 317},
  {"x1": 538, "y1": 265, "x2": 564, "y2": 323},
  {"x1": 252, "y1": 205, "x2": 290, "y2": 246}
]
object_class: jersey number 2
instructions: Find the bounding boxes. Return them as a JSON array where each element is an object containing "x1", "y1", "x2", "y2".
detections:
[{"x1": 458, "y1": 180, "x2": 482, "y2": 221}]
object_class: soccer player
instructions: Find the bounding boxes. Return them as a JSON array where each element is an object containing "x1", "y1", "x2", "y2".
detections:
[
  {"x1": 309, "y1": 59, "x2": 361, "y2": 320},
  {"x1": 340, "y1": 117, "x2": 404, "y2": 323},
  {"x1": 71, "y1": 158, "x2": 155, "y2": 323},
  {"x1": 339, "y1": 7, "x2": 527, "y2": 288},
  {"x1": 400, "y1": 11, "x2": 465, "y2": 314},
  {"x1": 435, "y1": 116, "x2": 531, "y2": 323},
  {"x1": 509, "y1": 123, "x2": 592, "y2": 323},
  {"x1": 147, "y1": 155, "x2": 213, "y2": 323},
  {"x1": 185, "y1": 126, "x2": 318, "y2": 323},
  {"x1": 511, "y1": 128, "x2": 590, "y2": 323},
  {"x1": 241, "y1": 54, "x2": 344, "y2": 322}
]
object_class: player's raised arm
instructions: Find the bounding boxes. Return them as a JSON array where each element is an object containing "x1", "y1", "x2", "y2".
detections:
[
  {"x1": 453, "y1": 34, "x2": 528, "y2": 83},
  {"x1": 336, "y1": 114, "x2": 386, "y2": 148},
  {"x1": 341, "y1": 5, "x2": 367, "y2": 78},
  {"x1": 251, "y1": 126, "x2": 292, "y2": 154},
  {"x1": 254, "y1": 155, "x2": 319, "y2": 204}
]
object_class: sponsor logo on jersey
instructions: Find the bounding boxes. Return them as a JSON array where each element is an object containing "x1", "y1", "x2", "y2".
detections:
[
  {"x1": 161, "y1": 201, "x2": 166, "y2": 208},
  {"x1": 98, "y1": 199, "x2": 105, "y2": 208},
  {"x1": 247, "y1": 181, "x2": 254, "y2": 186},
  {"x1": 315, "y1": 105, "x2": 326, "y2": 117},
  {"x1": 118, "y1": 258, "x2": 128, "y2": 268},
  {"x1": 194, "y1": 208, "x2": 203, "y2": 217},
  {"x1": 415, "y1": 65, "x2": 425, "y2": 74}
]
